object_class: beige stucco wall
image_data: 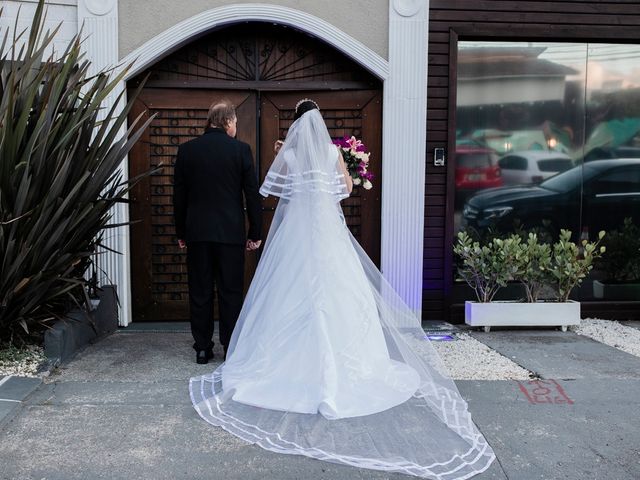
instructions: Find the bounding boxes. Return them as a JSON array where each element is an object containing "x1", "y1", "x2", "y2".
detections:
[
  {"x1": 1, "y1": 0, "x2": 78, "y2": 57},
  {"x1": 117, "y1": 0, "x2": 389, "y2": 61}
]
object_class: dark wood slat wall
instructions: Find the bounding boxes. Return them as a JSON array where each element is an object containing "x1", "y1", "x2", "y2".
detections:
[{"x1": 424, "y1": 0, "x2": 640, "y2": 321}]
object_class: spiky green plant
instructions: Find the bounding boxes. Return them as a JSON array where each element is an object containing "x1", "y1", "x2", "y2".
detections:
[{"x1": 0, "y1": 2, "x2": 154, "y2": 344}]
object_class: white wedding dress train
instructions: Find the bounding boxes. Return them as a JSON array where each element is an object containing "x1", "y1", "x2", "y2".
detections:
[
  {"x1": 189, "y1": 110, "x2": 495, "y2": 479},
  {"x1": 221, "y1": 196, "x2": 420, "y2": 419}
]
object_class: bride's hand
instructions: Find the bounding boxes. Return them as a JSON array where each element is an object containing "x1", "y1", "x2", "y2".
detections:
[
  {"x1": 337, "y1": 149, "x2": 353, "y2": 194},
  {"x1": 274, "y1": 140, "x2": 284, "y2": 154}
]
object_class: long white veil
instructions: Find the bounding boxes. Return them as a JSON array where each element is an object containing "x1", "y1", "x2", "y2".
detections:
[{"x1": 190, "y1": 110, "x2": 495, "y2": 479}]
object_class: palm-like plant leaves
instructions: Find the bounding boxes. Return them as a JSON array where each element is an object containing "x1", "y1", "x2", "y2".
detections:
[{"x1": 0, "y1": 1, "x2": 155, "y2": 344}]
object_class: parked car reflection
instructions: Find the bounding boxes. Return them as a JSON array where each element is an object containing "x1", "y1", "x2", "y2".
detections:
[
  {"x1": 498, "y1": 150, "x2": 574, "y2": 185},
  {"x1": 455, "y1": 146, "x2": 503, "y2": 202},
  {"x1": 581, "y1": 145, "x2": 640, "y2": 162},
  {"x1": 462, "y1": 159, "x2": 640, "y2": 239}
]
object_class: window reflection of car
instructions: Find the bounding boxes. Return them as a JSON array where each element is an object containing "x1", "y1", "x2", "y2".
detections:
[
  {"x1": 455, "y1": 146, "x2": 502, "y2": 201},
  {"x1": 498, "y1": 151, "x2": 574, "y2": 185},
  {"x1": 582, "y1": 146, "x2": 640, "y2": 162},
  {"x1": 462, "y1": 159, "x2": 640, "y2": 239}
]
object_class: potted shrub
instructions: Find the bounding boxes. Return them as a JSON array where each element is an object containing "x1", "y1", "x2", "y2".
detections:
[
  {"x1": 453, "y1": 232, "x2": 522, "y2": 303},
  {"x1": 593, "y1": 217, "x2": 640, "y2": 300},
  {"x1": 514, "y1": 232, "x2": 552, "y2": 303},
  {"x1": 454, "y1": 229, "x2": 605, "y2": 332}
]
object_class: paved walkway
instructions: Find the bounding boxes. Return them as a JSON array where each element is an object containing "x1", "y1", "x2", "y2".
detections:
[{"x1": 1, "y1": 325, "x2": 639, "y2": 480}]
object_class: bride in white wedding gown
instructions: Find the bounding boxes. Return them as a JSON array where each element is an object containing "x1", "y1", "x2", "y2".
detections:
[{"x1": 190, "y1": 101, "x2": 495, "y2": 479}]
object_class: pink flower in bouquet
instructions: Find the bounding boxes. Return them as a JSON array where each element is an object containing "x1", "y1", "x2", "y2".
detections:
[
  {"x1": 333, "y1": 135, "x2": 374, "y2": 190},
  {"x1": 346, "y1": 136, "x2": 363, "y2": 152}
]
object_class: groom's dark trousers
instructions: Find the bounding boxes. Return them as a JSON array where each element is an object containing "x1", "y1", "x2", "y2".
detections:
[
  {"x1": 173, "y1": 127, "x2": 262, "y2": 352},
  {"x1": 186, "y1": 242, "x2": 244, "y2": 351}
]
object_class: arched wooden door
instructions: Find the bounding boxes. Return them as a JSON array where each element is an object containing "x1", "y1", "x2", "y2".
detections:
[{"x1": 128, "y1": 23, "x2": 382, "y2": 321}]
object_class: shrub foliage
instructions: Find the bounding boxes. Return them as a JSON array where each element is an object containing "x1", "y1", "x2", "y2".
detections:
[{"x1": 0, "y1": 2, "x2": 153, "y2": 344}]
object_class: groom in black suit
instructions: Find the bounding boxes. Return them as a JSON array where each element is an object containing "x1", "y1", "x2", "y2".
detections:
[{"x1": 173, "y1": 101, "x2": 262, "y2": 364}]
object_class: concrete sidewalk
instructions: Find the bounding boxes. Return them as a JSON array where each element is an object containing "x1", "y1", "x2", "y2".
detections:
[{"x1": 0, "y1": 327, "x2": 639, "y2": 480}]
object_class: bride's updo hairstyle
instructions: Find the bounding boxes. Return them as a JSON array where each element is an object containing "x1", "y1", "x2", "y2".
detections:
[{"x1": 293, "y1": 98, "x2": 320, "y2": 121}]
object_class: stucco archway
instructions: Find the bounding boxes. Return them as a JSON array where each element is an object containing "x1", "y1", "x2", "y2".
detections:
[{"x1": 119, "y1": 4, "x2": 389, "y2": 81}]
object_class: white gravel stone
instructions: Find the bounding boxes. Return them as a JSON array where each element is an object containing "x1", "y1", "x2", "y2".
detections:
[
  {"x1": 0, "y1": 345, "x2": 47, "y2": 378},
  {"x1": 571, "y1": 318, "x2": 640, "y2": 358},
  {"x1": 431, "y1": 332, "x2": 533, "y2": 381}
]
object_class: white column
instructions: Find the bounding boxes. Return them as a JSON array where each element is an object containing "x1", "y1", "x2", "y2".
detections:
[
  {"x1": 78, "y1": 0, "x2": 132, "y2": 326},
  {"x1": 382, "y1": 0, "x2": 429, "y2": 315}
]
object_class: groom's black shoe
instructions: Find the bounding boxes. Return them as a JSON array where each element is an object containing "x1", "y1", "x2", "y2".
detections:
[
  {"x1": 195, "y1": 348, "x2": 214, "y2": 364},
  {"x1": 196, "y1": 350, "x2": 209, "y2": 364}
]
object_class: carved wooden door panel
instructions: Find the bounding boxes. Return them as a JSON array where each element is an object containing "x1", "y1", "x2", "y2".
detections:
[
  {"x1": 129, "y1": 90, "x2": 257, "y2": 321},
  {"x1": 260, "y1": 91, "x2": 382, "y2": 264},
  {"x1": 129, "y1": 89, "x2": 382, "y2": 321}
]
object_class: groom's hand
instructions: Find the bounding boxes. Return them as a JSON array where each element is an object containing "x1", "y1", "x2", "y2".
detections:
[
  {"x1": 246, "y1": 239, "x2": 262, "y2": 251},
  {"x1": 177, "y1": 239, "x2": 186, "y2": 249}
]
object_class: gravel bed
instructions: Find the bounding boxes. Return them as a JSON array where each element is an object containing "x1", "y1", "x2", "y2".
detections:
[
  {"x1": 0, "y1": 344, "x2": 47, "y2": 378},
  {"x1": 431, "y1": 332, "x2": 533, "y2": 381},
  {"x1": 571, "y1": 318, "x2": 640, "y2": 358}
]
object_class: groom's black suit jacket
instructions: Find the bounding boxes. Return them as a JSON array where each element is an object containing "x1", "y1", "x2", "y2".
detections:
[{"x1": 173, "y1": 128, "x2": 262, "y2": 244}]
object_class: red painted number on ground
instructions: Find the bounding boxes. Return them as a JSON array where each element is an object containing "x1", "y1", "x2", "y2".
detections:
[{"x1": 517, "y1": 379, "x2": 574, "y2": 405}]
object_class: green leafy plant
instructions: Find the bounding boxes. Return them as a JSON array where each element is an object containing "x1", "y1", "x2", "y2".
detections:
[
  {"x1": 511, "y1": 218, "x2": 557, "y2": 246},
  {"x1": 512, "y1": 233, "x2": 552, "y2": 303},
  {"x1": 596, "y1": 217, "x2": 640, "y2": 283},
  {"x1": 547, "y1": 229, "x2": 606, "y2": 302},
  {"x1": 453, "y1": 231, "x2": 522, "y2": 302},
  {"x1": 0, "y1": 2, "x2": 154, "y2": 344},
  {"x1": 455, "y1": 229, "x2": 605, "y2": 304}
]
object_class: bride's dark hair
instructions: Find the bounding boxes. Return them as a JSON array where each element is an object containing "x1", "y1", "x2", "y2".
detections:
[{"x1": 294, "y1": 99, "x2": 319, "y2": 121}]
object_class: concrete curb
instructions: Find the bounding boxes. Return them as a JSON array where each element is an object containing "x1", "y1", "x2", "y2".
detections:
[{"x1": 44, "y1": 285, "x2": 118, "y2": 366}]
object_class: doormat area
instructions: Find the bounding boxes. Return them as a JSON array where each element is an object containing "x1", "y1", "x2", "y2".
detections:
[
  {"x1": 119, "y1": 322, "x2": 191, "y2": 333},
  {"x1": 119, "y1": 321, "x2": 533, "y2": 380}
]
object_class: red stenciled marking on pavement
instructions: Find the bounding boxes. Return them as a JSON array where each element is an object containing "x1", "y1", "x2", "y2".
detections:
[{"x1": 517, "y1": 379, "x2": 574, "y2": 405}]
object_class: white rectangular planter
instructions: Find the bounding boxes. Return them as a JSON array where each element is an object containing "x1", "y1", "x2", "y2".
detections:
[{"x1": 465, "y1": 300, "x2": 581, "y2": 332}]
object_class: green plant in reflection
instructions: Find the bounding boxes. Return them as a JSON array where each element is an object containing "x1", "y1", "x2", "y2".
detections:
[{"x1": 596, "y1": 218, "x2": 640, "y2": 284}]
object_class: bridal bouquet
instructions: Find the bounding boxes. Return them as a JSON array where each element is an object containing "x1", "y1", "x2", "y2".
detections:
[{"x1": 333, "y1": 136, "x2": 374, "y2": 190}]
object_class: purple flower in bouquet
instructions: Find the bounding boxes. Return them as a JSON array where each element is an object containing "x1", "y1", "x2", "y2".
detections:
[
  {"x1": 334, "y1": 137, "x2": 350, "y2": 149},
  {"x1": 333, "y1": 135, "x2": 373, "y2": 190}
]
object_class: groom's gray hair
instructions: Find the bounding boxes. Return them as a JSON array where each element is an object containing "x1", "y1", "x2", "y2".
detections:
[{"x1": 207, "y1": 100, "x2": 236, "y2": 130}]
